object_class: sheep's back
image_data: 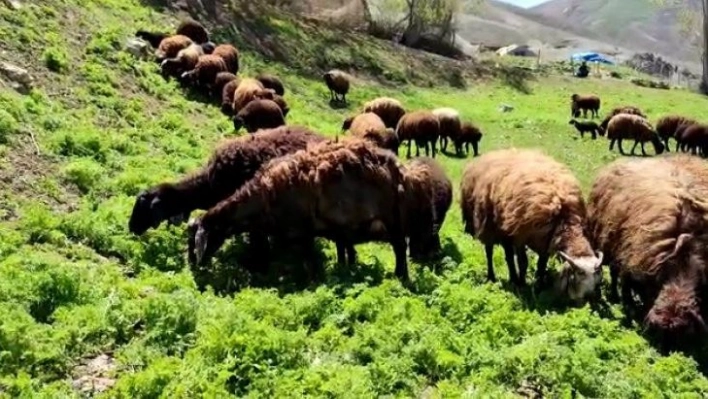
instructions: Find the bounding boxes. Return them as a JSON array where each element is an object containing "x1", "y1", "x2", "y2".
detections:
[{"x1": 396, "y1": 111, "x2": 439, "y2": 141}]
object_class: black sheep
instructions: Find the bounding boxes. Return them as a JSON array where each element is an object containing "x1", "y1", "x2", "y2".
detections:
[{"x1": 569, "y1": 119, "x2": 602, "y2": 140}]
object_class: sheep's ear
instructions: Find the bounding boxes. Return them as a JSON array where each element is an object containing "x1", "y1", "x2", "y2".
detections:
[
  {"x1": 671, "y1": 233, "x2": 693, "y2": 257},
  {"x1": 594, "y1": 251, "x2": 604, "y2": 271},
  {"x1": 150, "y1": 196, "x2": 161, "y2": 209},
  {"x1": 194, "y1": 225, "x2": 208, "y2": 265}
]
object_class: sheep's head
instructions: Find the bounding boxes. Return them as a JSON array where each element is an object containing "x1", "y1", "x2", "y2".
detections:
[
  {"x1": 555, "y1": 250, "x2": 604, "y2": 302},
  {"x1": 189, "y1": 217, "x2": 229, "y2": 267},
  {"x1": 128, "y1": 184, "x2": 190, "y2": 235},
  {"x1": 570, "y1": 93, "x2": 579, "y2": 101},
  {"x1": 644, "y1": 280, "x2": 708, "y2": 349},
  {"x1": 201, "y1": 41, "x2": 216, "y2": 54},
  {"x1": 568, "y1": 119, "x2": 577, "y2": 126},
  {"x1": 232, "y1": 115, "x2": 244, "y2": 132},
  {"x1": 341, "y1": 116, "x2": 355, "y2": 132}
]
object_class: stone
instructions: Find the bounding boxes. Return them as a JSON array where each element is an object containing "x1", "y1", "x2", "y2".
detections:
[
  {"x1": 0, "y1": 61, "x2": 33, "y2": 93},
  {"x1": 125, "y1": 38, "x2": 150, "y2": 59}
]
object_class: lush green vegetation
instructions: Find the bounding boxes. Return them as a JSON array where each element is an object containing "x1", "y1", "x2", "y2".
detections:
[{"x1": 2, "y1": 0, "x2": 708, "y2": 397}]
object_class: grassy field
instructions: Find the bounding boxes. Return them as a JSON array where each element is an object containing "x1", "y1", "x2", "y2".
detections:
[{"x1": 2, "y1": 0, "x2": 708, "y2": 397}]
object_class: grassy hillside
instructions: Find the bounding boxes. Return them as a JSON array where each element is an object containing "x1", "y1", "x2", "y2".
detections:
[{"x1": 2, "y1": 0, "x2": 708, "y2": 397}]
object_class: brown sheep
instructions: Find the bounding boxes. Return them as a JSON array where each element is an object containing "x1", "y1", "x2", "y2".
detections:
[
  {"x1": 656, "y1": 115, "x2": 697, "y2": 151},
  {"x1": 586, "y1": 154, "x2": 708, "y2": 347},
  {"x1": 432, "y1": 107, "x2": 462, "y2": 153},
  {"x1": 569, "y1": 119, "x2": 601, "y2": 140},
  {"x1": 256, "y1": 73, "x2": 285, "y2": 96},
  {"x1": 675, "y1": 123, "x2": 708, "y2": 156},
  {"x1": 344, "y1": 112, "x2": 399, "y2": 153},
  {"x1": 396, "y1": 110, "x2": 440, "y2": 159},
  {"x1": 454, "y1": 122, "x2": 483, "y2": 157},
  {"x1": 232, "y1": 78, "x2": 274, "y2": 114},
  {"x1": 606, "y1": 114, "x2": 665, "y2": 156},
  {"x1": 154, "y1": 34, "x2": 193, "y2": 62},
  {"x1": 160, "y1": 42, "x2": 215, "y2": 78},
  {"x1": 599, "y1": 105, "x2": 647, "y2": 133},
  {"x1": 220, "y1": 78, "x2": 241, "y2": 116},
  {"x1": 271, "y1": 94, "x2": 290, "y2": 117},
  {"x1": 212, "y1": 44, "x2": 239, "y2": 74},
  {"x1": 176, "y1": 18, "x2": 209, "y2": 44},
  {"x1": 323, "y1": 69, "x2": 350, "y2": 103},
  {"x1": 571, "y1": 94, "x2": 601, "y2": 118},
  {"x1": 179, "y1": 54, "x2": 228, "y2": 93},
  {"x1": 460, "y1": 148, "x2": 604, "y2": 301},
  {"x1": 135, "y1": 30, "x2": 169, "y2": 48},
  {"x1": 213, "y1": 72, "x2": 238, "y2": 102},
  {"x1": 189, "y1": 138, "x2": 410, "y2": 282},
  {"x1": 363, "y1": 97, "x2": 406, "y2": 129},
  {"x1": 232, "y1": 99, "x2": 285, "y2": 133}
]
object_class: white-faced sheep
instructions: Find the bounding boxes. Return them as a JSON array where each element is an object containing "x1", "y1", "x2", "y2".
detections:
[
  {"x1": 656, "y1": 115, "x2": 697, "y2": 151},
  {"x1": 188, "y1": 138, "x2": 411, "y2": 283},
  {"x1": 432, "y1": 107, "x2": 462, "y2": 153},
  {"x1": 460, "y1": 148, "x2": 604, "y2": 302},
  {"x1": 605, "y1": 113, "x2": 665, "y2": 156},
  {"x1": 396, "y1": 110, "x2": 440, "y2": 159},
  {"x1": 212, "y1": 44, "x2": 239, "y2": 74},
  {"x1": 232, "y1": 78, "x2": 275, "y2": 114},
  {"x1": 586, "y1": 154, "x2": 708, "y2": 348},
  {"x1": 232, "y1": 99, "x2": 285, "y2": 133},
  {"x1": 571, "y1": 94, "x2": 601, "y2": 118},
  {"x1": 363, "y1": 97, "x2": 406, "y2": 129},
  {"x1": 569, "y1": 119, "x2": 602, "y2": 140},
  {"x1": 344, "y1": 112, "x2": 399, "y2": 153},
  {"x1": 180, "y1": 54, "x2": 228, "y2": 94},
  {"x1": 323, "y1": 69, "x2": 350, "y2": 104}
]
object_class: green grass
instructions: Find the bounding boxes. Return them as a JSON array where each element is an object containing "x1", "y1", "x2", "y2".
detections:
[{"x1": 1, "y1": 0, "x2": 708, "y2": 397}]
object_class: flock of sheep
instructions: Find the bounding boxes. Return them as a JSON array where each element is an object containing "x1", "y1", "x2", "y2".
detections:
[{"x1": 128, "y1": 18, "x2": 708, "y2": 349}]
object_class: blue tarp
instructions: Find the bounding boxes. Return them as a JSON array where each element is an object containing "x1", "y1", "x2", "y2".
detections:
[{"x1": 570, "y1": 52, "x2": 614, "y2": 65}]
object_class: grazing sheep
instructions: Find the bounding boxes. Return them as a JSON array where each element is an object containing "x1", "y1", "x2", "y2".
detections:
[
  {"x1": 271, "y1": 94, "x2": 289, "y2": 117},
  {"x1": 323, "y1": 69, "x2": 350, "y2": 103},
  {"x1": 656, "y1": 115, "x2": 697, "y2": 151},
  {"x1": 432, "y1": 107, "x2": 462, "y2": 153},
  {"x1": 179, "y1": 54, "x2": 228, "y2": 93},
  {"x1": 454, "y1": 122, "x2": 483, "y2": 157},
  {"x1": 213, "y1": 72, "x2": 238, "y2": 102},
  {"x1": 586, "y1": 154, "x2": 708, "y2": 346},
  {"x1": 403, "y1": 157, "x2": 453, "y2": 260},
  {"x1": 128, "y1": 125, "x2": 327, "y2": 236},
  {"x1": 606, "y1": 113, "x2": 665, "y2": 156},
  {"x1": 220, "y1": 78, "x2": 241, "y2": 115},
  {"x1": 675, "y1": 123, "x2": 708, "y2": 155},
  {"x1": 189, "y1": 138, "x2": 410, "y2": 282},
  {"x1": 460, "y1": 148, "x2": 604, "y2": 301},
  {"x1": 232, "y1": 78, "x2": 274, "y2": 114},
  {"x1": 599, "y1": 105, "x2": 647, "y2": 133},
  {"x1": 396, "y1": 110, "x2": 440, "y2": 159},
  {"x1": 363, "y1": 97, "x2": 406, "y2": 129},
  {"x1": 154, "y1": 34, "x2": 193, "y2": 62},
  {"x1": 233, "y1": 99, "x2": 285, "y2": 133},
  {"x1": 345, "y1": 112, "x2": 399, "y2": 153},
  {"x1": 256, "y1": 73, "x2": 285, "y2": 96},
  {"x1": 569, "y1": 119, "x2": 602, "y2": 140},
  {"x1": 570, "y1": 94, "x2": 601, "y2": 118},
  {"x1": 212, "y1": 44, "x2": 239, "y2": 74},
  {"x1": 135, "y1": 30, "x2": 169, "y2": 48},
  {"x1": 176, "y1": 18, "x2": 209, "y2": 44},
  {"x1": 160, "y1": 42, "x2": 214, "y2": 78}
]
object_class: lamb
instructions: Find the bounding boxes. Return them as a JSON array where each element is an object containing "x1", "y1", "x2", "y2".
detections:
[
  {"x1": 220, "y1": 78, "x2": 241, "y2": 115},
  {"x1": 153, "y1": 34, "x2": 193, "y2": 62},
  {"x1": 656, "y1": 115, "x2": 697, "y2": 151},
  {"x1": 675, "y1": 123, "x2": 708, "y2": 155},
  {"x1": 569, "y1": 119, "x2": 602, "y2": 140},
  {"x1": 395, "y1": 110, "x2": 440, "y2": 158},
  {"x1": 179, "y1": 54, "x2": 228, "y2": 94},
  {"x1": 213, "y1": 72, "x2": 239, "y2": 102},
  {"x1": 212, "y1": 44, "x2": 239, "y2": 74},
  {"x1": 605, "y1": 113, "x2": 665, "y2": 156},
  {"x1": 256, "y1": 73, "x2": 285, "y2": 96},
  {"x1": 128, "y1": 125, "x2": 327, "y2": 236},
  {"x1": 323, "y1": 69, "x2": 350, "y2": 103},
  {"x1": 460, "y1": 148, "x2": 604, "y2": 301},
  {"x1": 160, "y1": 42, "x2": 215, "y2": 78},
  {"x1": 232, "y1": 99, "x2": 285, "y2": 133},
  {"x1": 363, "y1": 97, "x2": 406, "y2": 129},
  {"x1": 599, "y1": 105, "x2": 647, "y2": 133},
  {"x1": 189, "y1": 138, "x2": 410, "y2": 283},
  {"x1": 232, "y1": 78, "x2": 275, "y2": 114},
  {"x1": 586, "y1": 154, "x2": 708, "y2": 346},
  {"x1": 454, "y1": 122, "x2": 483, "y2": 157},
  {"x1": 343, "y1": 112, "x2": 399, "y2": 153},
  {"x1": 176, "y1": 18, "x2": 209, "y2": 44},
  {"x1": 432, "y1": 107, "x2": 462, "y2": 153},
  {"x1": 570, "y1": 94, "x2": 601, "y2": 118}
]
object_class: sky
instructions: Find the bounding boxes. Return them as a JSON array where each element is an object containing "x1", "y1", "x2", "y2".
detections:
[{"x1": 495, "y1": 0, "x2": 550, "y2": 8}]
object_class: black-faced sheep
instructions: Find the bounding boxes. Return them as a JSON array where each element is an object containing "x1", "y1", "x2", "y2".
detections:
[
  {"x1": 396, "y1": 110, "x2": 440, "y2": 159},
  {"x1": 323, "y1": 69, "x2": 350, "y2": 103},
  {"x1": 586, "y1": 154, "x2": 708, "y2": 347},
  {"x1": 363, "y1": 97, "x2": 406, "y2": 129},
  {"x1": 233, "y1": 99, "x2": 285, "y2": 133},
  {"x1": 674, "y1": 122, "x2": 706, "y2": 155},
  {"x1": 220, "y1": 78, "x2": 241, "y2": 115},
  {"x1": 432, "y1": 107, "x2": 462, "y2": 153},
  {"x1": 179, "y1": 54, "x2": 228, "y2": 94},
  {"x1": 344, "y1": 112, "x2": 399, "y2": 153},
  {"x1": 656, "y1": 115, "x2": 697, "y2": 151},
  {"x1": 606, "y1": 113, "x2": 665, "y2": 156},
  {"x1": 154, "y1": 34, "x2": 193, "y2": 62},
  {"x1": 232, "y1": 78, "x2": 275, "y2": 114},
  {"x1": 569, "y1": 119, "x2": 602, "y2": 140},
  {"x1": 176, "y1": 18, "x2": 209, "y2": 44},
  {"x1": 599, "y1": 105, "x2": 647, "y2": 133},
  {"x1": 454, "y1": 122, "x2": 483, "y2": 157},
  {"x1": 135, "y1": 30, "x2": 169, "y2": 48},
  {"x1": 160, "y1": 42, "x2": 215, "y2": 78},
  {"x1": 213, "y1": 72, "x2": 238, "y2": 103},
  {"x1": 460, "y1": 148, "x2": 604, "y2": 301},
  {"x1": 188, "y1": 138, "x2": 410, "y2": 282},
  {"x1": 571, "y1": 94, "x2": 601, "y2": 118},
  {"x1": 212, "y1": 44, "x2": 239, "y2": 74},
  {"x1": 256, "y1": 73, "x2": 285, "y2": 96},
  {"x1": 128, "y1": 125, "x2": 327, "y2": 236}
]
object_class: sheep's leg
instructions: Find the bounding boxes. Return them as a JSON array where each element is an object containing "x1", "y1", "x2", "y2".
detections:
[
  {"x1": 441, "y1": 136, "x2": 447, "y2": 152},
  {"x1": 501, "y1": 241, "x2": 519, "y2": 285},
  {"x1": 535, "y1": 253, "x2": 549, "y2": 287},
  {"x1": 663, "y1": 138, "x2": 670, "y2": 151},
  {"x1": 335, "y1": 241, "x2": 347, "y2": 267},
  {"x1": 346, "y1": 245, "x2": 357, "y2": 265},
  {"x1": 676, "y1": 141, "x2": 682, "y2": 152},
  {"x1": 431, "y1": 139, "x2": 437, "y2": 158},
  {"x1": 641, "y1": 142, "x2": 648, "y2": 156},
  {"x1": 406, "y1": 140, "x2": 412, "y2": 159},
  {"x1": 515, "y1": 245, "x2": 529, "y2": 286},
  {"x1": 618, "y1": 139, "x2": 626, "y2": 155},
  {"x1": 630, "y1": 140, "x2": 639, "y2": 156},
  {"x1": 416, "y1": 142, "x2": 422, "y2": 157},
  {"x1": 391, "y1": 235, "x2": 409, "y2": 284},
  {"x1": 608, "y1": 262, "x2": 620, "y2": 303},
  {"x1": 609, "y1": 139, "x2": 616, "y2": 151},
  {"x1": 472, "y1": 142, "x2": 479, "y2": 157},
  {"x1": 484, "y1": 243, "x2": 496, "y2": 282}
]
